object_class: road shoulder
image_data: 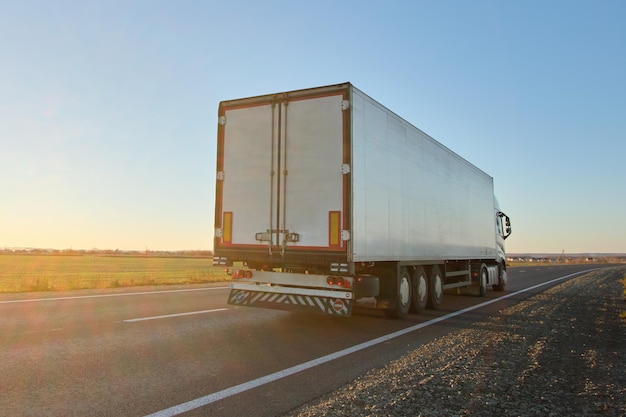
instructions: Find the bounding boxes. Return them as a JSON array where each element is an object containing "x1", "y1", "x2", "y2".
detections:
[{"x1": 285, "y1": 267, "x2": 626, "y2": 416}]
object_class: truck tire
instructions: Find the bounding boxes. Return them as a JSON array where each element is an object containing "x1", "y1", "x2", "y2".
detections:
[
  {"x1": 427, "y1": 266, "x2": 443, "y2": 309},
  {"x1": 493, "y1": 264, "x2": 507, "y2": 291},
  {"x1": 412, "y1": 266, "x2": 428, "y2": 312},
  {"x1": 478, "y1": 263, "x2": 488, "y2": 297},
  {"x1": 384, "y1": 267, "x2": 412, "y2": 318}
]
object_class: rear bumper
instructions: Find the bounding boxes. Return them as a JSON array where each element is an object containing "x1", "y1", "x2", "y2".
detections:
[{"x1": 228, "y1": 283, "x2": 353, "y2": 316}]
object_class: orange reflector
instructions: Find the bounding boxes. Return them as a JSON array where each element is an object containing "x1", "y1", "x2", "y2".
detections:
[
  {"x1": 223, "y1": 212, "x2": 232, "y2": 244},
  {"x1": 329, "y1": 211, "x2": 341, "y2": 247}
]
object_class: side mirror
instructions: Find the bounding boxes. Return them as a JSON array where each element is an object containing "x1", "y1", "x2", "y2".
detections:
[{"x1": 498, "y1": 212, "x2": 512, "y2": 240}]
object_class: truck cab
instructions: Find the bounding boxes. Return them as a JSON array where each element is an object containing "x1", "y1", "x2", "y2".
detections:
[{"x1": 494, "y1": 198, "x2": 512, "y2": 291}]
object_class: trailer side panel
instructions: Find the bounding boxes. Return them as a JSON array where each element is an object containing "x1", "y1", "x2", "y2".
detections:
[{"x1": 350, "y1": 86, "x2": 496, "y2": 262}]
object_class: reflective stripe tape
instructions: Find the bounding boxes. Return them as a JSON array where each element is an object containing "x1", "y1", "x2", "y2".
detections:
[{"x1": 228, "y1": 289, "x2": 352, "y2": 316}]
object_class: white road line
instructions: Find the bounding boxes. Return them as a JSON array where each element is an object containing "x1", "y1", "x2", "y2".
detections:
[
  {"x1": 145, "y1": 268, "x2": 599, "y2": 417},
  {"x1": 124, "y1": 308, "x2": 228, "y2": 322},
  {"x1": 0, "y1": 286, "x2": 229, "y2": 304}
]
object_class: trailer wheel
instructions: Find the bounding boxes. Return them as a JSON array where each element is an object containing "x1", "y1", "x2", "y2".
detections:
[
  {"x1": 427, "y1": 266, "x2": 443, "y2": 309},
  {"x1": 478, "y1": 264, "x2": 488, "y2": 297},
  {"x1": 412, "y1": 266, "x2": 428, "y2": 312},
  {"x1": 384, "y1": 267, "x2": 412, "y2": 318}
]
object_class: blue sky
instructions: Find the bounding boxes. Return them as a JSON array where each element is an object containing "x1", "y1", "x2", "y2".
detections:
[{"x1": 1, "y1": 0, "x2": 624, "y2": 254}]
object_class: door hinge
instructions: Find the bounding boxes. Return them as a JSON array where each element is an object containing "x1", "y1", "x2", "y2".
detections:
[
  {"x1": 218, "y1": 116, "x2": 227, "y2": 126},
  {"x1": 216, "y1": 171, "x2": 225, "y2": 181},
  {"x1": 341, "y1": 230, "x2": 351, "y2": 241},
  {"x1": 341, "y1": 164, "x2": 351, "y2": 174},
  {"x1": 341, "y1": 100, "x2": 350, "y2": 111}
]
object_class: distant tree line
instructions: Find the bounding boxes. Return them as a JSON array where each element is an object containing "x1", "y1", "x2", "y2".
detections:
[
  {"x1": 0, "y1": 248, "x2": 214, "y2": 258},
  {"x1": 508, "y1": 255, "x2": 626, "y2": 264}
]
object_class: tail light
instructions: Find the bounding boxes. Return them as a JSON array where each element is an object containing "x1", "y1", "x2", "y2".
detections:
[
  {"x1": 326, "y1": 276, "x2": 352, "y2": 289},
  {"x1": 232, "y1": 269, "x2": 253, "y2": 279}
]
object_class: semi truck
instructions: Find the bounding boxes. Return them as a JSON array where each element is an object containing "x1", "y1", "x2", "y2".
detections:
[{"x1": 213, "y1": 82, "x2": 511, "y2": 318}]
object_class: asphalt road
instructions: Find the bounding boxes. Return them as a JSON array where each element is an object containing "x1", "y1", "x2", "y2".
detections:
[{"x1": 0, "y1": 264, "x2": 605, "y2": 416}]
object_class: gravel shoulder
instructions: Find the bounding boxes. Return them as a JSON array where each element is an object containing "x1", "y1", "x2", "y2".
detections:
[{"x1": 284, "y1": 267, "x2": 626, "y2": 417}]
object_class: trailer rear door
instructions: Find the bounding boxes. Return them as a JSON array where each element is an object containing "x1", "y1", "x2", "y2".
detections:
[{"x1": 215, "y1": 87, "x2": 349, "y2": 255}]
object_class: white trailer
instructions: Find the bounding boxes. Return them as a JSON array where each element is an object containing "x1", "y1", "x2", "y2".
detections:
[{"x1": 213, "y1": 83, "x2": 511, "y2": 317}]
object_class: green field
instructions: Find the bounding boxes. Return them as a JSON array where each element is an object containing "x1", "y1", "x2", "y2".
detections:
[{"x1": 0, "y1": 254, "x2": 230, "y2": 293}]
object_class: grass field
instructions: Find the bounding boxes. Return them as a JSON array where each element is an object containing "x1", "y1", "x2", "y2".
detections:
[{"x1": 0, "y1": 254, "x2": 230, "y2": 293}]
